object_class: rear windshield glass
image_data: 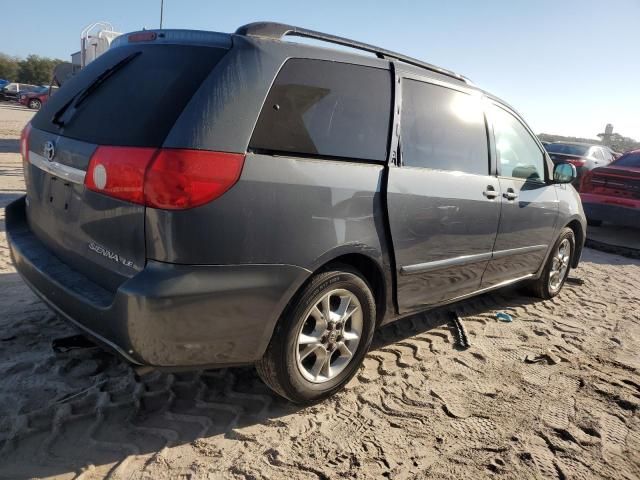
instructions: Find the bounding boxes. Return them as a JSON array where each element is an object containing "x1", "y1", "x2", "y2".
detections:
[
  {"x1": 32, "y1": 44, "x2": 228, "y2": 146},
  {"x1": 544, "y1": 143, "x2": 589, "y2": 156},
  {"x1": 613, "y1": 152, "x2": 640, "y2": 168},
  {"x1": 250, "y1": 58, "x2": 391, "y2": 162}
]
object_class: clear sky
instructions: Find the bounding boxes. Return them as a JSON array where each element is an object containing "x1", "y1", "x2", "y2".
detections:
[{"x1": 1, "y1": 0, "x2": 638, "y2": 139}]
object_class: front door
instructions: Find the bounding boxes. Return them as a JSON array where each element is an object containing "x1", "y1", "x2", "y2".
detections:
[
  {"x1": 481, "y1": 103, "x2": 559, "y2": 286},
  {"x1": 387, "y1": 77, "x2": 501, "y2": 313}
]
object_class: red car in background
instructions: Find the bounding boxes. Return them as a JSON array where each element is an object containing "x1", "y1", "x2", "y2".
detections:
[
  {"x1": 18, "y1": 86, "x2": 58, "y2": 110},
  {"x1": 580, "y1": 149, "x2": 640, "y2": 227}
]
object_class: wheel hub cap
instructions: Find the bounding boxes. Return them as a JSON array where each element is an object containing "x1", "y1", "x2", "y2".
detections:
[
  {"x1": 295, "y1": 288, "x2": 363, "y2": 384},
  {"x1": 549, "y1": 238, "x2": 571, "y2": 292}
]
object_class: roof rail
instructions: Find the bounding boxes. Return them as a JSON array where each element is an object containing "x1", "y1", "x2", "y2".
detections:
[{"x1": 235, "y1": 22, "x2": 471, "y2": 84}]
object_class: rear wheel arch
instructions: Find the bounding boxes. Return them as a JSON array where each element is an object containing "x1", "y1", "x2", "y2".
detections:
[
  {"x1": 275, "y1": 251, "x2": 387, "y2": 337},
  {"x1": 320, "y1": 253, "x2": 387, "y2": 326}
]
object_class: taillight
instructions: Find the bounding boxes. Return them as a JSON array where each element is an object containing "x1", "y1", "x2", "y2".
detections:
[
  {"x1": 84, "y1": 147, "x2": 245, "y2": 210},
  {"x1": 579, "y1": 171, "x2": 594, "y2": 193},
  {"x1": 85, "y1": 146, "x2": 157, "y2": 204},
  {"x1": 144, "y1": 149, "x2": 245, "y2": 210},
  {"x1": 20, "y1": 123, "x2": 31, "y2": 164},
  {"x1": 20, "y1": 123, "x2": 32, "y2": 186}
]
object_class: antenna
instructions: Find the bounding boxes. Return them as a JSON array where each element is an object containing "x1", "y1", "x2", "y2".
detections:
[{"x1": 160, "y1": 0, "x2": 164, "y2": 29}]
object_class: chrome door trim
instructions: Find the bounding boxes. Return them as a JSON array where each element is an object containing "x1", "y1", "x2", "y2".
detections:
[
  {"x1": 400, "y1": 244, "x2": 547, "y2": 276},
  {"x1": 29, "y1": 151, "x2": 86, "y2": 185},
  {"x1": 400, "y1": 251, "x2": 493, "y2": 275},
  {"x1": 491, "y1": 244, "x2": 548, "y2": 260}
]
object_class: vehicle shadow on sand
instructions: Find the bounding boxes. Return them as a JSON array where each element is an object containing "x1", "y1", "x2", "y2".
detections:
[
  {"x1": 0, "y1": 138, "x2": 19, "y2": 154},
  {"x1": 0, "y1": 270, "x2": 553, "y2": 478},
  {"x1": 0, "y1": 102, "x2": 33, "y2": 112}
]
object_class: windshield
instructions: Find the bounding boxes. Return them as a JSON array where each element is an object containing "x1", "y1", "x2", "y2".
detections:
[
  {"x1": 544, "y1": 143, "x2": 590, "y2": 156},
  {"x1": 613, "y1": 152, "x2": 640, "y2": 168}
]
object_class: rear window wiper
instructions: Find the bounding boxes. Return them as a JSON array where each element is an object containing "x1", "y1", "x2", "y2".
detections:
[{"x1": 52, "y1": 51, "x2": 141, "y2": 127}]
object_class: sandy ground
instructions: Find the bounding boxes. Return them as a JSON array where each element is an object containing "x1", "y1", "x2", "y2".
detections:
[{"x1": 0, "y1": 103, "x2": 639, "y2": 479}]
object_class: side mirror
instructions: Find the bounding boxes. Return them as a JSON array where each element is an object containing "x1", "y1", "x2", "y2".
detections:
[{"x1": 553, "y1": 162, "x2": 576, "y2": 184}]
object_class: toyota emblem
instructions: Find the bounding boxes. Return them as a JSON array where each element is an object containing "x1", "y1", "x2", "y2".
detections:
[{"x1": 43, "y1": 141, "x2": 56, "y2": 162}]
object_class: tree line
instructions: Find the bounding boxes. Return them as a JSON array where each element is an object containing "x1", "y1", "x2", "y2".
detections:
[{"x1": 0, "y1": 53, "x2": 65, "y2": 86}]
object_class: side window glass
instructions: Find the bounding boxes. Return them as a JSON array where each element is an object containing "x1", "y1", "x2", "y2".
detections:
[
  {"x1": 250, "y1": 59, "x2": 392, "y2": 161},
  {"x1": 490, "y1": 105, "x2": 545, "y2": 182},
  {"x1": 400, "y1": 79, "x2": 488, "y2": 175}
]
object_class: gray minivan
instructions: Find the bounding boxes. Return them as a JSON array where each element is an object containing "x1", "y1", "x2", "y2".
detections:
[{"x1": 7, "y1": 23, "x2": 586, "y2": 403}]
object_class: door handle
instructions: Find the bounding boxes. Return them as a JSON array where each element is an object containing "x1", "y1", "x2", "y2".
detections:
[
  {"x1": 483, "y1": 185, "x2": 498, "y2": 199},
  {"x1": 503, "y1": 188, "x2": 518, "y2": 201}
]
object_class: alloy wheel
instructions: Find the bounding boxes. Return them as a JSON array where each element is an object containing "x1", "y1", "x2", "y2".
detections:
[
  {"x1": 549, "y1": 238, "x2": 571, "y2": 292},
  {"x1": 295, "y1": 289, "x2": 363, "y2": 383}
]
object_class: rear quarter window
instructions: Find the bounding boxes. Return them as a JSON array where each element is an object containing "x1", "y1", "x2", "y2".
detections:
[
  {"x1": 32, "y1": 44, "x2": 228, "y2": 147},
  {"x1": 250, "y1": 58, "x2": 392, "y2": 162}
]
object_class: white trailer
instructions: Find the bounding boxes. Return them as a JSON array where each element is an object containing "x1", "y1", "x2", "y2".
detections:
[{"x1": 71, "y1": 21, "x2": 122, "y2": 70}]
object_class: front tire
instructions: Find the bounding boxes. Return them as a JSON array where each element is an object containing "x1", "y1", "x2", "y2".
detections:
[
  {"x1": 28, "y1": 98, "x2": 42, "y2": 110},
  {"x1": 528, "y1": 227, "x2": 575, "y2": 299},
  {"x1": 256, "y1": 267, "x2": 376, "y2": 404}
]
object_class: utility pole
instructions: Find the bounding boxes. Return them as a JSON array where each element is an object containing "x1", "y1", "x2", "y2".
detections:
[{"x1": 160, "y1": 0, "x2": 164, "y2": 29}]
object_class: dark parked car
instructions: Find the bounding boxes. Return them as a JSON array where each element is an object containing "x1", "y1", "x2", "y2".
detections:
[
  {"x1": 0, "y1": 82, "x2": 39, "y2": 101},
  {"x1": 580, "y1": 149, "x2": 640, "y2": 227},
  {"x1": 545, "y1": 142, "x2": 615, "y2": 185},
  {"x1": 19, "y1": 86, "x2": 59, "y2": 109},
  {"x1": 7, "y1": 23, "x2": 586, "y2": 403}
]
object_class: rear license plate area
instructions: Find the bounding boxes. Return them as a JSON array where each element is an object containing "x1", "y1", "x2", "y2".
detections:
[{"x1": 45, "y1": 175, "x2": 73, "y2": 211}]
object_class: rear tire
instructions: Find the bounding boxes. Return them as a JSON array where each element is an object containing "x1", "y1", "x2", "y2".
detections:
[
  {"x1": 256, "y1": 267, "x2": 376, "y2": 404},
  {"x1": 28, "y1": 98, "x2": 41, "y2": 110},
  {"x1": 527, "y1": 227, "x2": 575, "y2": 299}
]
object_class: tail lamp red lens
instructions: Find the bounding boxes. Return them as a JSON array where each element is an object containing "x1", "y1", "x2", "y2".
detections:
[
  {"x1": 84, "y1": 147, "x2": 245, "y2": 210},
  {"x1": 20, "y1": 123, "x2": 31, "y2": 164},
  {"x1": 85, "y1": 146, "x2": 156, "y2": 204},
  {"x1": 144, "y1": 149, "x2": 245, "y2": 209},
  {"x1": 20, "y1": 123, "x2": 32, "y2": 185}
]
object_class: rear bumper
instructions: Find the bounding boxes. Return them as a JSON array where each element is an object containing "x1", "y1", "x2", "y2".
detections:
[
  {"x1": 6, "y1": 196, "x2": 310, "y2": 368},
  {"x1": 581, "y1": 194, "x2": 640, "y2": 227}
]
